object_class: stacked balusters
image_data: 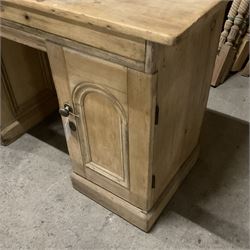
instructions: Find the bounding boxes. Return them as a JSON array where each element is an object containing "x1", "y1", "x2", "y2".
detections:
[{"x1": 211, "y1": 0, "x2": 249, "y2": 87}]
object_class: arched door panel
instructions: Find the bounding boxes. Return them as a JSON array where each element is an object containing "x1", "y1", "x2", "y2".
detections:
[{"x1": 73, "y1": 83, "x2": 129, "y2": 188}]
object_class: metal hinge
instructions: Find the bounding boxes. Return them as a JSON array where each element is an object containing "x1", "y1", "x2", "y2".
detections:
[
  {"x1": 152, "y1": 175, "x2": 156, "y2": 189},
  {"x1": 155, "y1": 105, "x2": 159, "y2": 125}
]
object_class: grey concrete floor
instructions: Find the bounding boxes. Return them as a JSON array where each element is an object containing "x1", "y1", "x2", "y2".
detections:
[
  {"x1": 0, "y1": 74, "x2": 249, "y2": 249},
  {"x1": 208, "y1": 73, "x2": 249, "y2": 122}
]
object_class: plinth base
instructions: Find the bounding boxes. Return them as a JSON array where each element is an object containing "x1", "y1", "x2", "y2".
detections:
[{"x1": 71, "y1": 145, "x2": 199, "y2": 232}]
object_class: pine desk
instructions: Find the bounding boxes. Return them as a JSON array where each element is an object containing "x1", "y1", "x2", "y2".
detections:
[{"x1": 0, "y1": 0, "x2": 226, "y2": 231}]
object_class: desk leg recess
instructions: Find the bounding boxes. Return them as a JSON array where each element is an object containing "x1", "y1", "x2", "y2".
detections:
[{"x1": 0, "y1": 38, "x2": 58, "y2": 145}]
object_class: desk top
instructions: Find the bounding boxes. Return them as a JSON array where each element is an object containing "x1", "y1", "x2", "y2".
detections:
[{"x1": 2, "y1": 0, "x2": 224, "y2": 45}]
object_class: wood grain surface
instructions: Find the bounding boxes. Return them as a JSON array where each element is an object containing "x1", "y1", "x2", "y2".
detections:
[{"x1": 1, "y1": 0, "x2": 225, "y2": 45}]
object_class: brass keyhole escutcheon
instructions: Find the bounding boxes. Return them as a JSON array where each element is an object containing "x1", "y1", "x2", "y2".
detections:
[{"x1": 69, "y1": 121, "x2": 77, "y2": 131}]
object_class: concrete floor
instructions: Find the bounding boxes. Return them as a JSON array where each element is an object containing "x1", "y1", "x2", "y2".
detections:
[
  {"x1": 0, "y1": 74, "x2": 249, "y2": 249},
  {"x1": 208, "y1": 73, "x2": 249, "y2": 122}
]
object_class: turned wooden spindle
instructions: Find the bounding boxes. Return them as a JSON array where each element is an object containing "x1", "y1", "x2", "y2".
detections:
[
  {"x1": 218, "y1": 0, "x2": 242, "y2": 51},
  {"x1": 211, "y1": 0, "x2": 249, "y2": 86},
  {"x1": 226, "y1": 0, "x2": 249, "y2": 47},
  {"x1": 234, "y1": 13, "x2": 249, "y2": 48},
  {"x1": 232, "y1": 25, "x2": 250, "y2": 71}
]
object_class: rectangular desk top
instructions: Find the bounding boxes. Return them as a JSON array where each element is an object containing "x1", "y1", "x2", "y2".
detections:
[{"x1": 2, "y1": 0, "x2": 224, "y2": 45}]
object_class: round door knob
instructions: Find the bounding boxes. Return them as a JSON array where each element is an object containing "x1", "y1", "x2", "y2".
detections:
[{"x1": 59, "y1": 104, "x2": 71, "y2": 117}]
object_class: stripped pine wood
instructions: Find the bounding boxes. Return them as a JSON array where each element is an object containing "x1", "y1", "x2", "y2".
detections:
[
  {"x1": 1, "y1": 4, "x2": 146, "y2": 62},
  {"x1": 63, "y1": 48, "x2": 157, "y2": 209},
  {"x1": 46, "y1": 42, "x2": 85, "y2": 174},
  {"x1": 1, "y1": 0, "x2": 224, "y2": 45},
  {"x1": 149, "y1": 7, "x2": 225, "y2": 207},
  {"x1": 1, "y1": 0, "x2": 226, "y2": 231},
  {"x1": 226, "y1": 0, "x2": 249, "y2": 48},
  {"x1": 233, "y1": 13, "x2": 249, "y2": 50},
  {"x1": 218, "y1": 0, "x2": 242, "y2": 50},
  {"x1": 1, "y1": 38, "x2": 57, "y2": 145},
  {"x1": 71, "y1": 145, "x2": 200, "y2": 232},
  {"x1": 1, "y1": 20, "x2": 145, "y2": 72},
  {"x1": 232, "y1": 26, "x2": 250, "y2": 71}
]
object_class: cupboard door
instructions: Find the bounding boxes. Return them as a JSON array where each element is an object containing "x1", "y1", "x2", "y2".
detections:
[
  {"x1": 47, "y1": 43, "x2": 156, "y2": 209},
  {"x1": 72, "y1": 83, "x2": 129, "y2": 188},
  {"x1": 63, "y1": 48, "x2": 131, "y2": 191}
]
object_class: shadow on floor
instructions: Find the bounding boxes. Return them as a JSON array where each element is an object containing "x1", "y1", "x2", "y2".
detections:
[
  {"x1": 166, "y1": 109, "x2": 249, "y2": 248},
  {"x1": 28, "y1": 112, "x2": 69, "y2": 154},
  {"x1": 28, "y1": 109, "x2": 249, "y2": 248}
]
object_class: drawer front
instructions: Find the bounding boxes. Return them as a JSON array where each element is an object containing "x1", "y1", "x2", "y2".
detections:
[
  {"x1": 1, "y1": 4, "x2": 146, "y2": 62},
  {"x1": 64, "y1": 48, "x2": 128, "y2": 94}
]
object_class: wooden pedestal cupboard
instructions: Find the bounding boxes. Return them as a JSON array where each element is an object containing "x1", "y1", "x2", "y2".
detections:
[{"x1": 0, "y1": 0, "x2": 226, "y2": 231}]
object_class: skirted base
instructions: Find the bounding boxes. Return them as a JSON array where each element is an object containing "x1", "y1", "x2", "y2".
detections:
[{"x1": 71, "y1": 145, "x2": 199, "y2": 232}]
